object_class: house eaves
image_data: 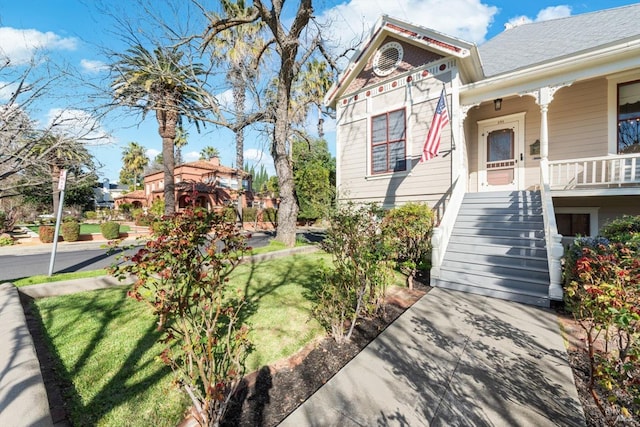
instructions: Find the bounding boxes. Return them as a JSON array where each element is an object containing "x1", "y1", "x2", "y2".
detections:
[
  {"x1": 324, "y1": 15, "x2": 482, "y2": 109},
  {"x1": 460, "y1": 37, "x2": 640, "y2": 106}
]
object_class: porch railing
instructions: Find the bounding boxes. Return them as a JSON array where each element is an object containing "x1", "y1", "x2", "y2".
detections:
[
  {"x1": 540, "y1": 159, "x2": 564, "y2": 301},
  {"x1": 548, "y1": 153, "x2": 640, "y2": 189},
  {"x1": 431, "y1": 174, "x2": 465, "y2": 279}
]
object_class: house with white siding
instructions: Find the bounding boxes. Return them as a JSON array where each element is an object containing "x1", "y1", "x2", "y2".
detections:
[{"x1": 325, "y1": 5, "x2": 640, "y2": 307}]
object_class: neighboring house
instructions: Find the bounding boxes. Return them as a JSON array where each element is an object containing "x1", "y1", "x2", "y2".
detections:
[
  {"x1": 115, "y1": 157, "x2": 277, "y2": 211},
  {"x1": 94, "y1": 179, "x2": 128, "y2": 209},
  {"x1": 325, "y1": 5, "x2": 640, "y2": 307}
]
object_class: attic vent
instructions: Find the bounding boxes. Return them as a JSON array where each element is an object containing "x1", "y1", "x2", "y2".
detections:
[{"x1": 373, "y1": 41, "x2": 403, "y2": 77}]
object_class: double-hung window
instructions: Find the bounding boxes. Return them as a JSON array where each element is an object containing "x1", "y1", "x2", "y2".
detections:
[
  {"x1": 617, "y1": 80, "x2": 640, "y2": 154},
  {"x1": 371, "y1": 108, "x2": 406, "y2": 174}
]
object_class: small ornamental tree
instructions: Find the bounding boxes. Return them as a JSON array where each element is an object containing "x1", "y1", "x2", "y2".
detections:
[
  {"x1": 110, "y1": 208, "x2": 250, "y2": 427},
  {"x1": 564, "y1": 237, "x2": 640, "y2": 421},
  {"x1": 314, "y1": 203, "x2": 392, "y2": 343},
  {"x1": 382, "y1": 203, "x2": 435, "y2": 289}
]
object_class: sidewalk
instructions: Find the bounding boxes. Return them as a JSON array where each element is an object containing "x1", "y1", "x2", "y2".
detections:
[{"x1": 280, "y1": 287, "x2": 586, "y2": 427}]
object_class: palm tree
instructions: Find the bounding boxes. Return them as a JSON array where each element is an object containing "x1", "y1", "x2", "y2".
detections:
[
  {"x1": 121, "y1": 142, "x2": 149, "y2": 190},
  {"x1": 202, "y1": 0, "x2": 264, "y2": 170},
  {"x1": 31, "y1": 133, "x2": 94, "y2": 215},
  {"x1": 111, "y1": 45, "x2": 208, "y2": 215},
  {"x1": 199, "y1": 145, "x2": 220, "y2": 160},
  {"x1": 298, "y1": 59, "x2": 333, "y2": 139}
]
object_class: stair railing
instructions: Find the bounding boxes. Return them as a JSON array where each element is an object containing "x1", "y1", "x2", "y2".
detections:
[
  {"x1": 540, "y1": 158, "x2": 564, "y2": 301},
  {"x1": 431, "y1": 175, "x2": 465, "y2": 280}
]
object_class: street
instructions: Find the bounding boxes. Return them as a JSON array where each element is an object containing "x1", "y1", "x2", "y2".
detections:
[{"x1": 0, "y1": 232, "x2": 278, "y2": 282}]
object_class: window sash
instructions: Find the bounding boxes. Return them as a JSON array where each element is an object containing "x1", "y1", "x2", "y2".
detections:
[
  {"x1": 371, "y1": 109, "x2": 406, "y2": 174},
  {"x1": 617, "y1": 80, "x2": 640, "y2": 154}
]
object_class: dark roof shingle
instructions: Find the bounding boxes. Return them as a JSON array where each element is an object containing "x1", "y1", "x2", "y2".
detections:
[{"x1": 479, "y1": 3, "x2": 640, "y2": 77}]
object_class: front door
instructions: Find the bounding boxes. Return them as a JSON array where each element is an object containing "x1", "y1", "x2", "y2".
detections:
[{"x1": 477, "y1": 113, "x2": 526, "y2": 192}]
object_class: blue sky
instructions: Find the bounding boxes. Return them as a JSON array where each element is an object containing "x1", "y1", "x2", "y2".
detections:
[{"x1": 1, "y1": 0, "x2": 637, "y2": 183}]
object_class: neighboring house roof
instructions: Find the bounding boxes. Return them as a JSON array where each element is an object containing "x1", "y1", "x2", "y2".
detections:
[
  {"x1": 114, "y1": 189, "x2": 145, "y2": 200},
  {"x1": 478, "y1": 3, "x2": 640, "y2": 77},
  {"x1": 179, "y1": 160, "x2": 241, "y2": 176},
  {"x1": 144, "y1": 159, "x2": 240, "y2": 178}
]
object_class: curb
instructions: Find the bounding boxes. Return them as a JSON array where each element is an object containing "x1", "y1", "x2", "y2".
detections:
[{"x1": 0, "y1": 283, "x2": 53, "y2": 427}]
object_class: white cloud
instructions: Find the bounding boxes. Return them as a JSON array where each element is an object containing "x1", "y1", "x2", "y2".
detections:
[
  {"x1": 80, "y1": 59, "x2": 108, "y2": 74},
  {"x1": 0, "y1": 27, "x2": 78, "y2": 65},
  {"x1": 46, "y1": 108, "x2": 112, "y2": 145},
  {"x1": 146, "y1": 148, "x2": 161, "y2": 159},
  {"x1": 505, "y1": 5, "x2": 572, "y2": 30},
  {"x1": 244, "y1": 148, "x2": 275, "y2": 175},
  {"x1": 535, "y1": 5, "x2": 571, "y2": 21},
  {"x1": 319, "y1": 0, "x2": 499, "y2": 55},
  {"x1": 184, "y1": 150, "x2": 200, "y2": 162}
]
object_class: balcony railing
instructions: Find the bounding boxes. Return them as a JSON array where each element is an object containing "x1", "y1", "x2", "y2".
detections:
[{"x1": 548, "y1": 153, "x2": 640, "y2": 189}]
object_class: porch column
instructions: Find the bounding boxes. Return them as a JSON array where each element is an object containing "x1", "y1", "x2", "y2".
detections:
[{"x1": 524, "y1": 83, "x2": 571, "y2": 159}]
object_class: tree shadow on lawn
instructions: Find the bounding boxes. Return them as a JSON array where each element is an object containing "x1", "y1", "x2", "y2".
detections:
[
  {"x1": 222, "y1": 254, "x2": 328, "y2": 426},
  {"x1": 22, "y1": 287, "x2": 182, "y2": 426}
]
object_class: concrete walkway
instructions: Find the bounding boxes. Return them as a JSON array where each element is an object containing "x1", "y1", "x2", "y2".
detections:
[{"x1": 280, "y1": 287, "x2": 585, "y2": 427}]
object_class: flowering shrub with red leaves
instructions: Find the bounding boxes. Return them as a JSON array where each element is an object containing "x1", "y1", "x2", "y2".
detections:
[
  {"x1": 110, "y1": 207, "x2": 250, "y2": 426},
  {"x1": 564, "y1": 238, "x2": 640, "y2": 421}
]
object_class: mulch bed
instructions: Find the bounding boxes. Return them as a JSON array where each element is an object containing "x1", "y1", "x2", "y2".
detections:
[{"x1": 219, "y1": 283, "x2": 430, "y2": 427}]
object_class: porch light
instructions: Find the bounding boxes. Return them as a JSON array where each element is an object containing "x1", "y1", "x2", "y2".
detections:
[{"x1": 494, "y1": 98, "x2": 502, "y2": 111}]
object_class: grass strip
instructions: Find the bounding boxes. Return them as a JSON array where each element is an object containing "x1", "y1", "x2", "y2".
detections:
[
  {"x1": 13, "y1": 269, "x2": 108, "y2": 287},
  {"x1": 33, "y1": 252, "x2": 331, "y2": 427}
]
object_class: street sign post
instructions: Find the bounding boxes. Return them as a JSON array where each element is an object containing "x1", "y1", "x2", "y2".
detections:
[{"x1": 48, "y1": 170, "x2": 68, "y2": 276}]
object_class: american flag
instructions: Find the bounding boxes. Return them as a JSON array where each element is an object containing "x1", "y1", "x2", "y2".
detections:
[{"x1": 420, "y1": 88, "x2": 449, "y2": 162}]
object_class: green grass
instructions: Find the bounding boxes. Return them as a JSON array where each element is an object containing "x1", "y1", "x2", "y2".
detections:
[
  {"x1": 247, "y1": 238, "x2": 307, "y2": 255},
  {"x1": 13, "y1": 269, "x2": 108, "y2": 287},
  {"x1": 27, "y1": 223, "x2": 131, "y2": 235},
  {"x1": 34, "y1": 252, "x2": 331, "y2": 427}
]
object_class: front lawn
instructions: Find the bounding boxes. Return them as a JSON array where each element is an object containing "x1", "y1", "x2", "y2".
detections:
[{"x1": 33, "y1": 252, "x2": 331, "y2": 426}]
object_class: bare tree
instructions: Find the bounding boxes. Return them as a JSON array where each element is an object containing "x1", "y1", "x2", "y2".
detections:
[
  {"x1": 1, "y1": 61, "x2": 102, "y2": 203},
  {"x1": 202, "y1": 0, "x2": 332, "y2": 247}
]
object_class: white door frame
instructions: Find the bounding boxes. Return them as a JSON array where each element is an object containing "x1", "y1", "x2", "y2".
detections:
[{"x1": 477, "y1": 112, "x2": 526, "y2": 192}]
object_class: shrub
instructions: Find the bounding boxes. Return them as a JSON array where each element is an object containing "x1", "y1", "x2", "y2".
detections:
[
  {"x1": 313, "y1": 203, "x2": 393, "y2": 343},
  {"x1": 222, "y1": 206, "x2": 236, "y2": 223},
  {"x1": 0, "y1": 234, "x2": 15, "y2": 246},
  {"x1": 242, "y1": 207, "x2": 258, "y2": 223},
  {"x1": 564, "y1": 238, "x2": 640, "y2": 420},
  {"x1": 84, "y1": 211, "x2": 97, "y2": 220},
  {"x1": 61, "y1": 220, "x2": 80, "y2": 242},
  {"x1": 382, "y1": 203, "x2": 435, "y2": 289},
  {"x1": 134, "y1": 212, "x2": 155, "y2": 227},
  {"x1": 601, "y1": 215, "x2": 640, "y2": 244},
  {"x1": 149, "y1": 199, "x2": 165, "y2": 217},
  {"x1": 261, "y1": 208, "x2": 277, "y2": 225},
  {"x1": 100, "y1": 221, "x2": 120, "y2": 240},
  {"x1": 38, "y1": 225, "x2": 56, "y2": 243},
  {"x1": 110, "y1": 208, "x2": 250, "y2": 426}
]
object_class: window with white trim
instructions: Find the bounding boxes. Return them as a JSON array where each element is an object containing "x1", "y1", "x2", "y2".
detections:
[
  {"x1": 555, "y1": 207, "x2": 599, "y2": 237},
  {"x1": 618, "y1": 80, "x2": 640, "y2": 154},
  {"x1": 371, "y1": 108, "x2": 406, "y2": 174}
]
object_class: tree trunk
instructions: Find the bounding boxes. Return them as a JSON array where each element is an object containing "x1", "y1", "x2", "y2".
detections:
[
  {"x1": 272, "y1": 63, "x2": 298, "y2": 247},
  {"x1": 254, "y1": 0, "x2": 312, "y2": 246},
  {"x1": 233, "y1": 74, "x2": 245, "y2": 223},
  {"x1": 156, "y1": 108, "x2": 177, "y2": 215}
]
